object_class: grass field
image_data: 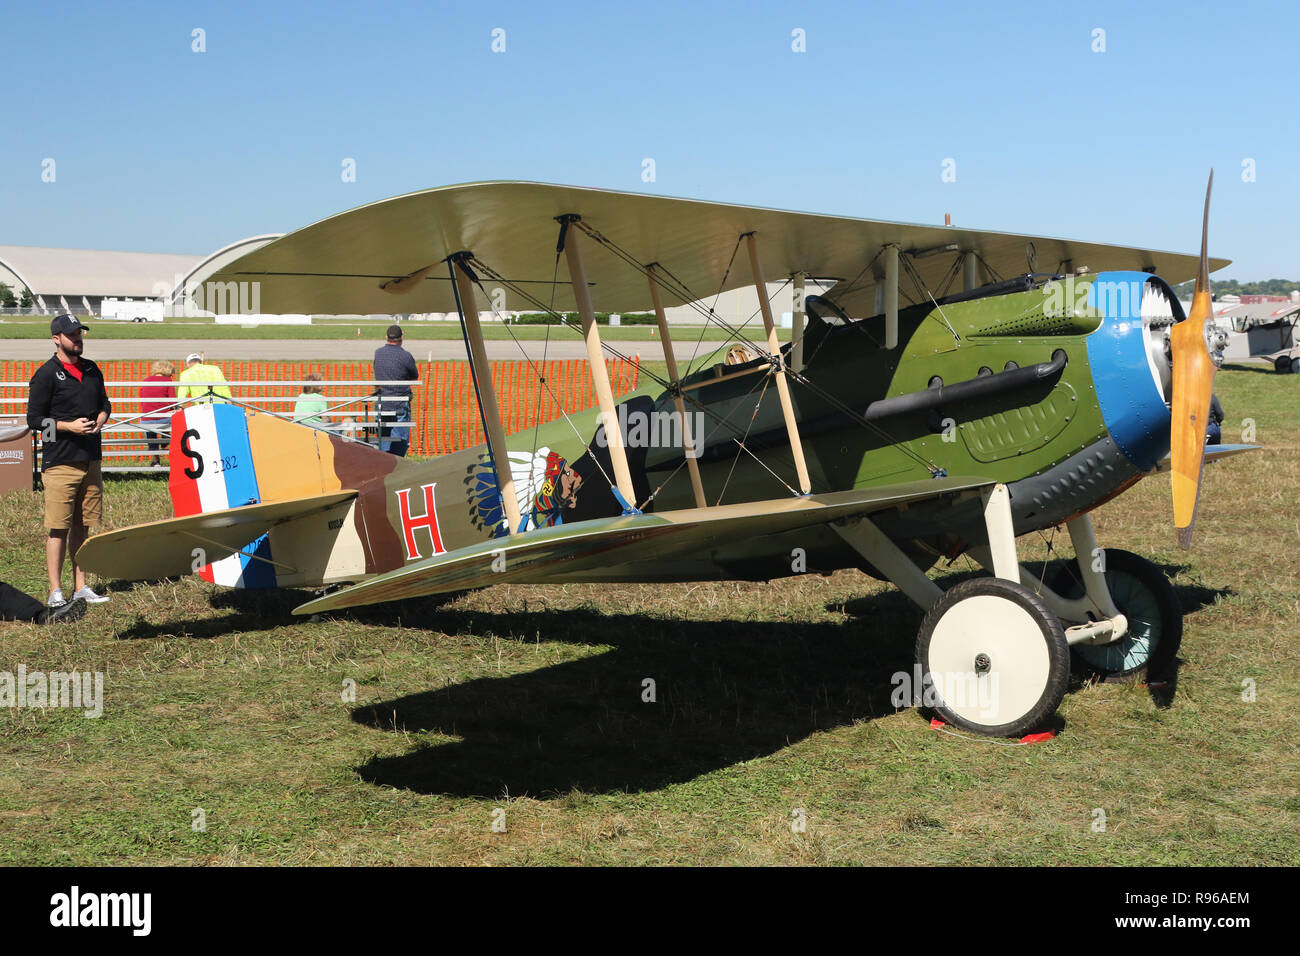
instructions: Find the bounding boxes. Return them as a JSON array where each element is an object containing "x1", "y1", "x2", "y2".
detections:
[
  {"x1": 0, "y1": 316, "x2": 784, "y2": 344},
  {"x1": 0, "y1": 364, "x2": 1296, "y2": 865}
]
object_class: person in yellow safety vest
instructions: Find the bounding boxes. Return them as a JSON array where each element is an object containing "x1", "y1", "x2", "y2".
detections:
[{"x1": 177, "y1": 353, "x2": 232, "y2": 403}]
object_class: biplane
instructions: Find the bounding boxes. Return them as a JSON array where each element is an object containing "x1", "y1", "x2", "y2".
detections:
[{"x1": 78, "y1": 176, "x2": 1258, "y2": 737}]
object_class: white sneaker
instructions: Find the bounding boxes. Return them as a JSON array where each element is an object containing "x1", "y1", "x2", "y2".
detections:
[
  {"x1": 48, "y1": 590, "x2": 66, "y2": 607},
  {"x1": 72, "y1": 586, "x2": 109, "y2": 604}
]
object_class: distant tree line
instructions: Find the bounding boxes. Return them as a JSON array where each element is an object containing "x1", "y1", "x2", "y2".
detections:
[
  {"x1": 1171, "y1": 278, "x2": 1300, "y2": 299},
  {"x1": 0, "y1": 282, "x2": 36, "y2": 308}
]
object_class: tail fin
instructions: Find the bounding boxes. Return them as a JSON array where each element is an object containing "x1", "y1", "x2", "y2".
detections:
[
  {"x1": 165, "y1": 404, "x2": 397, "y2": 587},
  {"x1": 167, "y1": 404, "x2": 395, "y2": 514}
]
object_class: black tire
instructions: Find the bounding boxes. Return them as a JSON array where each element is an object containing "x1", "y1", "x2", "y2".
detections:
[
  {"x1": 915, "y1": 577, "x2": 1071, "y2": 737},
  {"x1": 1047, "y1": 548, "x2": 1182, "y2": 683},
  {"x1": 1275, "y1": 355, "x2": 1293, "y2": 373}
]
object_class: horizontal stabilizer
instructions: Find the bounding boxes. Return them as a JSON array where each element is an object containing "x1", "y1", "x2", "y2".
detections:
[
  {"x1": 293, "y1": 476, "x2": 993, "y2": 615},
  {"x1": 78, "y1": 490, "x2": 357, "y2": 581}
]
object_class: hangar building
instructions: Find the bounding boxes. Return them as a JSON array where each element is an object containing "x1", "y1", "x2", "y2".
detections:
[{"x1": 0, "y1": 236, "x2": 279, "y2": 316}]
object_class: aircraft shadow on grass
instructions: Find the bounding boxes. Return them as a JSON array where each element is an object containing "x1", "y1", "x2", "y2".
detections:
[
  {"x1": 347, "y1": 563, "x2": 1231, "y2": 798},
  {"x1": 1149, "y1": 566, "x2": 1233, "y2": 709},
  {"x1": 109, "y1": 565, "x2": 1228, "y2": 796},
  {"x1": 114, "y1": 586, "x2": 317, "y2": 640},
  {"x1": 350, "y1": 599, "x2": 929, "y2": 799}
]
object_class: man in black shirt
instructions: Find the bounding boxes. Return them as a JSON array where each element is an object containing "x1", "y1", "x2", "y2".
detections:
[
  {"x1": 373, "y1": 323, "x2": 418, "y2": 456},
  {"x1": 25, "y1": 315, "x2": 113, "y2": 608}
]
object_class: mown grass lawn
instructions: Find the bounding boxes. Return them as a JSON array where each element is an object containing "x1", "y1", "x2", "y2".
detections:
[{"x1": 0, "y1": 364, "x2": 1295, "y2": 865}]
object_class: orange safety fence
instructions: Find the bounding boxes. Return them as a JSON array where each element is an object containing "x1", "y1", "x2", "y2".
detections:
[{"x1": 0, "y1": 358, "x2": 641, "y2": 459}]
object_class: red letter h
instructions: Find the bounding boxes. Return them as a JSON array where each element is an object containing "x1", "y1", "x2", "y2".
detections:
[{"x1": 396, "y1": 482, "x2": 445, "y2": 560}]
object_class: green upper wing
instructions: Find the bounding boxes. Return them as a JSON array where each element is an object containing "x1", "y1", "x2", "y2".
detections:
[
  {"x1": 292, "y1": 476, "x2": 993, "y2": 615},
  {"x1": 209, "y1": 181, "x2": 1227, "y2": 318}
]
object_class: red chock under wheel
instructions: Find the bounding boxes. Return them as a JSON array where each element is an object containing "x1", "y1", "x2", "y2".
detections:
[{"x1": 929, "y1": 718, "x2": 1056, "y2": 744}]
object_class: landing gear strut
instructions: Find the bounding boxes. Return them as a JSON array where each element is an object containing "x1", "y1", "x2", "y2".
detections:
[
  {"x1": 833, "y1": 483, "x2": 1182, "y2": 736},
  {"x1": 1047, "y1": 548, "x2": 1183, "y2": 683}
]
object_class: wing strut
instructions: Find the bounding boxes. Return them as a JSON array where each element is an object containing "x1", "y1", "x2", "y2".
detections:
[
  {"x1": 745, "y1": 233, "x2": 812, "y2": 495},
  {"x1": 883, "y1": 244, "x2": 900, "y2": 349},
  {"x1": 647, "y1": 264, "x2": 707, "y2": 508},
  {"x1": 791, "y1": 272, "x2": 806, "y2": 373},
  {"x1": 450, "y1": 253, "x2": 523, "y2": 535},
  {"x1": 560, "y1": 216, "x2": 640, "y2": 511},
  {"x1": 962, "y1": 251, "x2": 980, "y2": 292}
]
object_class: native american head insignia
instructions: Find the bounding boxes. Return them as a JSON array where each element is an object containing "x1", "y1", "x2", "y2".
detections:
[{"x1": 464, "y1": 446, "x2": 583, "y2": 535}]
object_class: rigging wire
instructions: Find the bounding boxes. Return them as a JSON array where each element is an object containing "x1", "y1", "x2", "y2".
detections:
[
  {"x1": 469, "y1": 227, "x2": 950, "y2": 497},
  {"x1": 716, "y1": 373, "x2": 773, "y2": 505},
  {"x1": 975, "y1": 251, "x2": 1004, "y2": 284},
  {"x1": 469, "y1": 255, "x2": 816, "y2": 501},
  {"x1": 686, "y1": 234, "x2": 743, "y2": 376},
  {"x1": 575, "y1": 233, "x2": 949, "y2": 481},
  {"x1": 523, "y1": 247, "x2": 564, "y2": 523},
  {"x1": 645, "y1": 367, "x2": 801, "y2": 509},
  {"x1": 475, "y1": 240, "x2": 945, "y2": 478},
  {"x1": 573, "y1": 222, "x2": 781, "y2": 371},
  {"x1": 471, "y1": 255, "x2": 783, "y2": 444},
  {"x1": 793, "y1": 246, "x2": 888, "y2": 371},
  {"x1": 934, "y1": 252, "x2": 966, "y2": 300},
  {"x1": 462, "y1": 261, "x2": 620, "y2": 497},
  {"x1": 899, "y1": 251, "x2": 962, "y2": 344}
]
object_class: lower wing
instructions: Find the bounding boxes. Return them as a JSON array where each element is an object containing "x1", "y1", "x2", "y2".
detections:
[
  {"x1": 1151, "y1": 443, "x2": 1260, "y2": 473},
  {"x1": 293, "y1": 476, "x2": 993, "y2": 615}
]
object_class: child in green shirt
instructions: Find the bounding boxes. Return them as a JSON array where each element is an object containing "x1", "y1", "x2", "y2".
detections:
[{"x1": 292, "y1": 373, "x2": 329, "y2": 428}]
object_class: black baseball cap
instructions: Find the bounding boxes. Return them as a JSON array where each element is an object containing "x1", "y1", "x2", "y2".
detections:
[
  {"x1": 386, "y1": 324, "x2": 403, "y2": 340},
  {"x1": 51, "y1": 314, "x2": 89, "y2": 335}
]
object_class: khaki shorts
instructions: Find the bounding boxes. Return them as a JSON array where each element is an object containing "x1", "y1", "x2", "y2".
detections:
[{"x1": 43, "y1": 461, "x2": 103, "y2": 530}]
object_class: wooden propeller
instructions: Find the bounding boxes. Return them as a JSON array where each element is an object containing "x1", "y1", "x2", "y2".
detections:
[{"x1": 1169, "y1": 171, "x2": 1216, "y2": 549}]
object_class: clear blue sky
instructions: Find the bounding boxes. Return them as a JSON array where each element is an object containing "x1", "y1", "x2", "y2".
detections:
[{"x1": 3, "y1": 0, "x2": 1295, "y2": 280}]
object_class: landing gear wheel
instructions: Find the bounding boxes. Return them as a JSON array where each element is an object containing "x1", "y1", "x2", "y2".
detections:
[
  {"x1": 1048, "y1": 548, "x2": 1182, "y2": 683},
  {"x1": 915, "y1": 577, "x2": 1070, "y2": 737}
]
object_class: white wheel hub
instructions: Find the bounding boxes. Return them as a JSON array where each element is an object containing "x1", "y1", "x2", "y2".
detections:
[{"x1": 926, "y1": 594, "x2": 1052, "y2": 727}]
